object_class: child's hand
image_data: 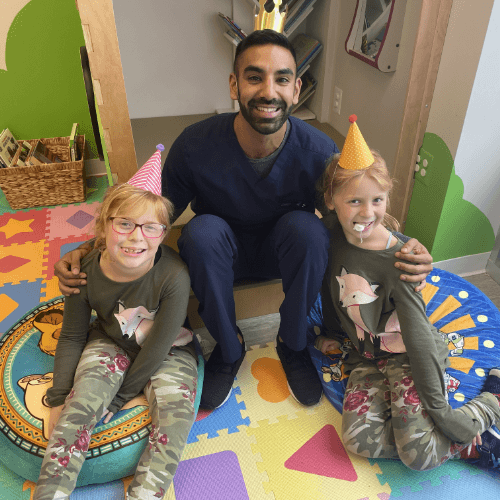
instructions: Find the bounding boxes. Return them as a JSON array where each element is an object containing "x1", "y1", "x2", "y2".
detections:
[
  {"x1": 471, "y1": 432, "x2": 482, "y2": 447},
  {"x1": 48, "y1": 405, "x2": 65, "y2": 440},
  {"x1": 101, "y1": 409, "x2": 114, "y2": 424},
  {"x1": 315, "y1": 336, "x2": 341, "y2": 354}
]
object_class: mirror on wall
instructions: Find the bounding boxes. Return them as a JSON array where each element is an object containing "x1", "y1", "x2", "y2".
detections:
[{"x1": 345, "y1": 0, "x2": 408, "y2": 73}]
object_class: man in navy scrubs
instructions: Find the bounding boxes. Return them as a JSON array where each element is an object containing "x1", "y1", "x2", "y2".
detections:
[{"x1": 55, "y1": 30, "x2": 432, "y2": 410}]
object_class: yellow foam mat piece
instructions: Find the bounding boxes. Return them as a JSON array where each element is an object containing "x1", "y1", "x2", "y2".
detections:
[
  {"x1": 238, "y1": 343, "x2": 318, "y2": 427},
  {"x1": 247, "y1": 406, "x2": 390, "y2": 500},
  {"x1": 40, "y1": 276, "x2": 62, "y2": 302},
  {"x1": 0, "y1": 240, "x2": 47, "y2": 286}
]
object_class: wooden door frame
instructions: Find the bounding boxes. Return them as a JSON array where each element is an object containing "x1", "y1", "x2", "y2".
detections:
[
  {"x1": 75, "y1": 0, "x2": 137, "y2": 182},
  {"x1": 391, "y1": 0, "x2": 453, "y2": 231},
  {"x1": 75, "y1": 0, "x2": 453, "y2": 210}
]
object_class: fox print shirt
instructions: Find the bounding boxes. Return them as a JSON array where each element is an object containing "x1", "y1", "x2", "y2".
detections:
[{"x1": 46, "y1": 244, "x2": 191, "y2": 414}]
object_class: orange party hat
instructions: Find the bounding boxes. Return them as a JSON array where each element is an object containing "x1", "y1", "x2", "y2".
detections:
[{"x1": 338, "y1": 115, "x2": 374, "y2": 171}]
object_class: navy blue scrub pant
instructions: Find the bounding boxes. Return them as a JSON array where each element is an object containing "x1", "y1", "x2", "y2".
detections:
[{"x1": 177, "y1": 211, "x2": 329, "y2": 363}]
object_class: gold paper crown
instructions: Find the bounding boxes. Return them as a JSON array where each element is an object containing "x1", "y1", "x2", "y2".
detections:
[
  {"x1": 338, "y1": 115, "x2": 375, "y2": 171},
  {"x1": 254, "y1": 0, "x2": 287, "y2": 33}
]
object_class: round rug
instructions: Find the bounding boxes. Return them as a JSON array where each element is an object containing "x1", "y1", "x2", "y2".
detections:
[{"x1": 0, "y1": 296, "x2": 203, "y2": 486}]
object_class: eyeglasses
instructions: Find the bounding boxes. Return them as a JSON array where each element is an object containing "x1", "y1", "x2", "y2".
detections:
[{"x1": 109, "y1": 217, "x2": 166, "y2": 238}]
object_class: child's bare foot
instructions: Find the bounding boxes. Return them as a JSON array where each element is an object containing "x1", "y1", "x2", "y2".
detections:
[{"x1": 314, "y1": 336, "x2": 341, "y2": 354}]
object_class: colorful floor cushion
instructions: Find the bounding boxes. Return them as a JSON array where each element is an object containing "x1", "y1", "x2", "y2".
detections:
[
  {"x1": 0, "y1": 297, "x2": 204, "y2": 486},
  {"x1": 307, "y1": 267, "x2": 500, "y2": 416}
]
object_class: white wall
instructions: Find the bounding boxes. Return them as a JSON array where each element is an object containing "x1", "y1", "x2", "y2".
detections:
[
  {"x1": 453, "y1": 0, "x2": 500, "y2": 235},
  {"x1": 113, "y1": 0, "x2": 253, "y2": 119}
]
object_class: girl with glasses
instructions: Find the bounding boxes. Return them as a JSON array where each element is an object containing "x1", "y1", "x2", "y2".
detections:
[{"x1": 35, "y1": 174, "x2": 198, "y2": 499}]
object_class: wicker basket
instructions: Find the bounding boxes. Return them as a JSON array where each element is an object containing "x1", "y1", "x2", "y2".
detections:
[{"x1": 0, "y1": 135, "x2": 86, "y2": 210}]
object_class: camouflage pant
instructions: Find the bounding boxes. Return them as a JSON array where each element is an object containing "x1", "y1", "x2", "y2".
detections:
[
  {"x1": 34, "y1": 337, "x2": 198, "y2": 500},
  {"x1": 342, "y1": 358, "x2": 500, "y2": 471}
]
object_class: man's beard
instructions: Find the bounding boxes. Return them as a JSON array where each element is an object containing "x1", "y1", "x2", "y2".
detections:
[{"x1": 238, "y1": 97, "x2": 292, "y2": 136}]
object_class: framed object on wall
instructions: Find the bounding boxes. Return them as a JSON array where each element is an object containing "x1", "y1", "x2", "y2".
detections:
[{"x1": 345, "y1": 0, "x2": 408, "y2": 73}]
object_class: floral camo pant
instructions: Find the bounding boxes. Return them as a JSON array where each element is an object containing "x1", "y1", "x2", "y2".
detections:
[
  {"x1": 34, "y1": 337, "x2": 198, "y2": 500},
  {"x1": 341, "y1": 358, "x2": 500, "y2": 471}
]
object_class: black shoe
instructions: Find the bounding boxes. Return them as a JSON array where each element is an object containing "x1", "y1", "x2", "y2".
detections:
[
  {"x1": 483, "y1": 368, "x2": 500, "y2": 394},
  {"x1": 199, "y1": 337, "x2": 246, "y2": 410},
  {"x1": 276, "y1": 335, "x2": 323, "y2": 406},
  {"x1": 477, "y1": 428, "x2": 500, "y2": 469}
]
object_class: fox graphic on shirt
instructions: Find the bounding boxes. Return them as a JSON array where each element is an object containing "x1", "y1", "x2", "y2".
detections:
[
  {"x1": 114, "y1": 301, "x2": 159, "y2": 346},
  {"x1": 336, "y1": 267, "x2": 406, "y2": 354}
]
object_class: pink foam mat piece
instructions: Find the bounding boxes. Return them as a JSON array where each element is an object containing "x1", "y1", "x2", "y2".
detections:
[
  {"x1": 285, "y1": 424, "x2": 358, "y2": 481},
  {"x1": 45, "y1": 203, "x2": 101, "y2": 241}
]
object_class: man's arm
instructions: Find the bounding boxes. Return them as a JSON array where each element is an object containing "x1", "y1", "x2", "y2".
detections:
[{"x1": 54, "y1": 240, "x2": 94, "y2": 296}]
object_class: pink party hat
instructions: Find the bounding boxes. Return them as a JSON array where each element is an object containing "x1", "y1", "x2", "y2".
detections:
[{"x1": 127, "y1": 144, "x2": 164, "y2": 195}]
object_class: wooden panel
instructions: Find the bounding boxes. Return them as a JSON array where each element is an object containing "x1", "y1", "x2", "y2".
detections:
[
  {"x1": 391, "y1": 0, "x2": 453, "y2": 230},
  {"x1": 75, "y1": 0, "x2": 138, "y2": 182},
  {"x1": 188, "y1": 281, "x2": 285, "y2": 330}
]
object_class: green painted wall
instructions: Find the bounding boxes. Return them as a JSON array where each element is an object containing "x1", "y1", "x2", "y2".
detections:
[
  {"x1": 431, "y1": 167, "x2": 495, "y2": 261},
  {"x1": 404, "y1": 133, "x2": 454, "y2": 253},
  {"x1": 405, "y1": 133, "x2": 495, "y2": 261},
  {"x1": 0, "y1": 0, "x2": 97, "y2": 158}
]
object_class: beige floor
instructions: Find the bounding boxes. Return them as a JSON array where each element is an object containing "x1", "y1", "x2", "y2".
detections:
[{"x1": 463, "y1": 272, "x2": 500, "y2": 310}]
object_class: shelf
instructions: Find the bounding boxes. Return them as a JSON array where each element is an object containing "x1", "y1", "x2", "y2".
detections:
[
  {"x1": 292, "y1": 105, "x2": 316, "y2": 121},
  {"x1": 285, "y1": 0, "x2": 317, "y2": 38},
  {"x1": 223, "y1": 31, "x2": 240, "y2": 46}
]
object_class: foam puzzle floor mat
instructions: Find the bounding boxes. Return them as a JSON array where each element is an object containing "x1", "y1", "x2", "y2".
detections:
[{"x1": 1, "y1": 179, "x2": 500, "y2": 499}]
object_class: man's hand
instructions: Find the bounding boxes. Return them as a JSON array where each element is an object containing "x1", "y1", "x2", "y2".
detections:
[
  {"x1": 48, "y1": 405, "x2": 64, "y2": 440},
  {"x1": 54, "y1": 243, "x2": 92, "y2": 296},
  {"x1": 394, "y1": 238, "x2": 433, "y2": 292}
]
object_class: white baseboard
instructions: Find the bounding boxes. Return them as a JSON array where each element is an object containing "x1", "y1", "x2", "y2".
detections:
[
  {"x1": 84, "y1": 159, "x2": 107, "y2": 177},
  {"x1": 433, "y1": 252, "x2": 490, "y2": 277}
]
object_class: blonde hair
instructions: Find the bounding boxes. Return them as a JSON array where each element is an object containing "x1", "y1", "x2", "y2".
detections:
[
  {"x1": 317, "y1": 149, "x2": 400, "y2": 232},
  {"x1": 94, "y1": 184, "x2": 174, "y2": 251}
]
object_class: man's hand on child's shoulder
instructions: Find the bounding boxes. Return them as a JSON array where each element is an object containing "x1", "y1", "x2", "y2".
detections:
[
  {"x1": 54, "y1": 243, "x2": 92, "y2": 296},
  {"x1": 394, "y1": 238, "x2": 432, "y2": 292}
]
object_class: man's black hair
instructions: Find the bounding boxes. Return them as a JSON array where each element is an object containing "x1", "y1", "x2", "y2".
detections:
[{"x1": 233, "y1": 29, "x2": 298, "y2": 75}]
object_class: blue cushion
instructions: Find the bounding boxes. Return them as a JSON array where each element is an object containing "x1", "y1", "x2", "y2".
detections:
[
  {"x1": 307, "y1": 267, "x2": 500, "y2": 414},
  {"x1": 0, "y1": 297, "x2": 204, "y2": 486}
]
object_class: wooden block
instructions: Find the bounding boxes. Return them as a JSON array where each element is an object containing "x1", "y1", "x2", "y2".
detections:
[{"x1": 188, "y1": 280, "x2": 284, "y2": 329}]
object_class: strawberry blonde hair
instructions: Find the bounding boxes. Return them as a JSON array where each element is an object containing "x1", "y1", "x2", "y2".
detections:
[
  {"x1": 93, "y1": 184, "x2": 174, "y2": 251},
  {"x1": 317, "y1": 149, "x2": 400, "y2": 232}
]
